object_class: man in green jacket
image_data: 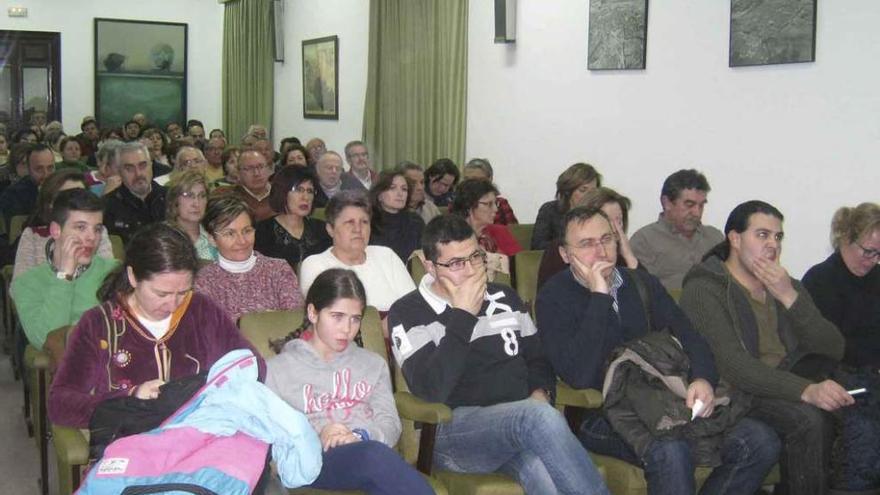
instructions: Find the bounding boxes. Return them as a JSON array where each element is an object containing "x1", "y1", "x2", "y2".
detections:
[
  {"x1": 680, "y1": 200, "x2": 853, "y2": 495},
  {"x1": 12, "y1": 188, "x2": 118, "y2": 348}
]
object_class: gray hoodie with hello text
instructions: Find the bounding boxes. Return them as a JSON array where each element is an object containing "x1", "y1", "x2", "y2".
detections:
[{"x1": 266, "y1": 338, "x2": 401, "y2": 447}]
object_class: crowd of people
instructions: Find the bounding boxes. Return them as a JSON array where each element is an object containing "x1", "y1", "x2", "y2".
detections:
[{"x1": 2, "y1": 110, "x2": 878, "y2": 495}]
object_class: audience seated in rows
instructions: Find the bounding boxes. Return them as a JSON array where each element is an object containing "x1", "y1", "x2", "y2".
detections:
[
  {"x1": 531, "y1": 162, "x2": 601, "y2": 250},
  {"x1": 313, "y1": 151, "x2": 344, "y2": 208},
  {"x1": 299, "y1": 190, "x2": 415, "y2": 327},
  {"x1": 12, "y1": 189, "x2": 118, "y2": 349},
  {"x1": 165, "y1": 170, "x2": 216, "y2": 261},
  {"x1": 536, "y1": 205, "x2": 780, "y2": 494},
  {"x1": 388, "y1": 215, "x2": 610, "y2": 494},
  {"x1": 267, "y1": 269, "x2": 434, "y2": 494},
  {"x1": 463, "y1": 158, "x2": 518, "y2": 225},
  {"x1": 680, "y1": 200, "x2": 851, "y2": 494},
  {"x1": 537, "y1": 187, "x2": 638, "y2": 289},
  {"x1": 254, "y1": 166, "x2": 330, "y2": 270},
  {"x1": 103, "y1": 141, "x2": 167, "y2": 243},
  {"x1": 803, "y1": 202, "x2": 880, "y2": 368},
  {"x1": 451, "y1": 179, "x2": 522, "y2": 257},
  {"x1": 48, "y1": 223, "x2": 264, "y2": 428},
  {"x1": 13, "y1": 169, "x2": 113, "y2": 281},
  {"x1": 631, "y1": 169, "x2": 724, "y2": 292},
  {"x1": 369, "y1": 170, "x2": 425, "y2": 262},
  {"x1": 397, "y1": 161, "x2": 442, "y2": 225},
  {"x1": 341, "y1": 140, "x2": 378, "y2": 191},
  {"x1": 423, "y1": 158, "x2": 459, "y2": 207},
  {"x1": 195, "y1": 195, "x2": 303, "y2": 323}
]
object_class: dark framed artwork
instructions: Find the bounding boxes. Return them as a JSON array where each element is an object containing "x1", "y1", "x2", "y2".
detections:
[
  {"x1": 302, "y1": 35, "x2": 338, "y2": 120},
  {"x1": 94, "y1": 18, "x2": 187, "y2": 128},
  {"x1": 588, "y1": 0, "x2": 648, "y2": 70},
  {"x1": 729, "y1": 0, "x2": 817, "y2": 67}
]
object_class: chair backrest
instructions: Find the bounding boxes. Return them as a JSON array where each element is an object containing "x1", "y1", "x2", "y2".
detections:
[
  {"x1": 109, "y1": 235, "x2": 125, "y2": 261},
  {"x1": 9, "y1": 214, "x2": 27, "y2": 242},
  {"x1": 311, "y1": 207, "x2": 326, "y2": 221},
  {"x1": 239, "y1": 306, "x2": 385, "y2": 361},
  {"x1": 507, "y1": 223, "x2": 534, "y2": 251},
  {"x1": 513, "y1": 250, "x2": 543, "y2": 316}
]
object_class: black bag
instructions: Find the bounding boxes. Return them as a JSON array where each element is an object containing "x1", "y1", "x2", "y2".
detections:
[{"x1": 88, "y1": 372, "x2": 207, "y2": 460}]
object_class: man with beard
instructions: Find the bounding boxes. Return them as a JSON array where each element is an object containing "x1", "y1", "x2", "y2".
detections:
[
  {"x1": 680, "y1": 200, "x2": 850, "y2": 495},
  {"x1": 631, "y1": 169, "x2": 723, "y2": 291},
  {"x1": 103, "y1": 142, "x2": 167, "y2": 242}
]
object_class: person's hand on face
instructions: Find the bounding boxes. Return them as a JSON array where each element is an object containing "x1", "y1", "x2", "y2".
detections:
[
  {"x1": 57, "y1": 235, "x2": 83, "y2": 275},
  {"x1": 439, "y1": 262, "x2": 487, "y2": 316},
  {"x1": 751, "y1": 257, "x2": 798, "y2": 308},
  {"x1": 569, "y1": 253, "x2": 613, "y2": 294}
]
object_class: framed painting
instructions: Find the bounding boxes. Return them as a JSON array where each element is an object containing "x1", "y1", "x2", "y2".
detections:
[
  {"x1": 302, "y1": 35, "x2": 338, "y2": 120},
  {"x1": 94, "y1": 18, "x2": 187, "y2": 128},
  {"x1": 729, "y1": 0, "x2": 817, "y2": 67},
  {"x1": 588, "y1": 0, "x2": 649, "y2": 70}
]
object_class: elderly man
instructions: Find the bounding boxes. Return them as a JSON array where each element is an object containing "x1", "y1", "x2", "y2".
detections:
[
  {"x1": 341, "y1": 140, "x2": 378, "y2": 191},
  {"x1": 398, "y1": 161, "x2": 442, "y2": 224},
  {"x1": 313, "y1": 151, "x2": 343, "y2": 208},
  {"x1": 305, "y1": 138, "x2": 326, "y2": 169},
  {"x1": 232, "y1": 149, "x2": 274, "y2": 221},
  {"x1": 631, "y1": 169, "x2": 724, "y2": 292},
  {"x1": 103, "y1": 142, "x2": 167, "y2": 243}
]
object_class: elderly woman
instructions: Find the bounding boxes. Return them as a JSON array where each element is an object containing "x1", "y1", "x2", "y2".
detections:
[
  {"x1": 531, "y1": 162, "x2": 602, "y2": 250},
  {"x1": 463, "y1": 158, "x2": 518, "y2": 225},
  {"x1": 537, "y1": 187, "x2": 639, "y2": 289},
  {"x1": 254, "y1": 166, "x2": 330, "y2": 270},
  {"x1": 13, "y1": 170, "x2": 114, "y2": 281},
  {"x1": 369, "y1": 171, "x2": 425, "y2": 262},
  {"x1": 195, "y1": 195, "x2": 304, "y2": 322},
  {"x1": 299, "y1": 190, "x2": 415, "y2": 324},
  {"x1": 85, "y1": 139, "x2": 123, "y2": 196},
  {"x1": 450, "y1": 179, "x2": 522, "y2": 257},
  {"x1": 48, "y1": 223, "x2": 263, "y2": 428},
  {"x1": 803, "y1": 202, "x2": 880, "y2": 368},
  {"x1": 165, "y1": 170, "x2": 216, "y2": 261}
]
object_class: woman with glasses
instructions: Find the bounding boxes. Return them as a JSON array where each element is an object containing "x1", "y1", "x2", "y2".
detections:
[
  {"x1": 369, "y1": 171, "x2": 425, "y2": 262},
  {"x1": 165, "y1": 170, "x2": 216, "y2": 261},
  {"x1": 254, "y1": 166, "x2": 330, "y2": 270},
  {"x1": 195, "y1": 195, "x2": 304, "y2": 323},
  {"x1": 803, "y1": 202, "x2": 880, "y2": 368},
  {"x1": 450, "y1": 179, "x2": 522, "y2": 257},
  {"x1": 299, "y1": 191, "x2": 415, "y2": 337}
]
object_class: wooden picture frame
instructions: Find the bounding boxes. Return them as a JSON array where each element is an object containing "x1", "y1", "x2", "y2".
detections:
[
  {"x1": 94, "y1": 18, "x2": 187, "y2": 128},
  {"x1": 302, "y1": 35, "x2": 339, "y2": 120}
]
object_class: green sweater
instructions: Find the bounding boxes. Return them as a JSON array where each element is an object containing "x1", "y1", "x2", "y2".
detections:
[
  {"x1": 11, "y1": 256, "x2": 118, "y2": 348},
  {"x1": 680, "y1": 255, "x2": 844, "y2": 402}
]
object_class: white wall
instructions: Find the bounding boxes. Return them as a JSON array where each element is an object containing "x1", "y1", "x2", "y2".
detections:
[
  {"x1": 467, "y1": 0, "x2": 880, "y2": 276},
  {"x1": 273, "y1": 0, "x2": 369, "y2": 154},
  {"x1": 0, "y1": 0, "x2": 224, "y2": 130}
]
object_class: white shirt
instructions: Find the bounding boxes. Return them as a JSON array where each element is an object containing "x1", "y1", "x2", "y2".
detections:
[{"x1": 137, "y1": 314, "x2": 172, "y2": 339}]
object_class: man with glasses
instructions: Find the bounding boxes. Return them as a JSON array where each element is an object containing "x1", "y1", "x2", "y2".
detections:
[
  {"x1": 681, "y1": 201, "x2": 852, "y2": 495},
  {"x1": 232, "y1": 149, "x2": 273, "y2": 222},
  {"x1": 341, "y1": 140, "x2": 378, "y2": 191},
  {"x1": 537, "y1": 205, "x2": 780, "y2": 495},
  {"x1": 103, "y1": 142, "x2": 167, "y2": 243},
  {"x1": 388, "y1": 215, "x2": 610, "y2": 495}
]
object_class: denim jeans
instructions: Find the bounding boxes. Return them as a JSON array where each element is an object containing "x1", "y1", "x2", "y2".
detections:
[
  {"x1": 578, "y1": 413, "x2": 780, "y2": 495},
  {"x1": 309, "y1": 440, "x2": 434, "y2": 495},
  {"x1": 434, "y1": 398, "x2": 610, "y2": 495}
]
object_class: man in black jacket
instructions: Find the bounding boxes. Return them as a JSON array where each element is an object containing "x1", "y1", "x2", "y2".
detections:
[
  {"x1": 103, "y1": 142, "x2": 166, "y2": 243},
  {"x1": 537, "y1": 205, "x2": 780, "y2": 495},
  {"x1": 388, "y1": 215, "x2": 609, "y2": 495}
]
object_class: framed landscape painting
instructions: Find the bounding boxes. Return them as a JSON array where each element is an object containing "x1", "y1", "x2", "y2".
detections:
[
  {"x1": 729, "y1": 0, "x2": 817, "y2": 67},
  {"x1": 588, "y1": 0, "x2": 648, "y2": 70},
  {"x1": 302, "y1": 35, "x2": 338, "y2": 120},
  {"x1": 94, "y1": 18, "x2": 187, "y2": 128}
]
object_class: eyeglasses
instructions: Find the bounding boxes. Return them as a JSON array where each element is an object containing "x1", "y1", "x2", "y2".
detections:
[
  {"x1": 180, "y1": 158, "x2": 207, "y2": 168},
  {"x1": 855, "y1": 242, "x2": 880, "y2": 262},
  {"x1": 216, "y1": 226, "x2": 256, "y2": 241},
  {"x1": 292, "y1": 185, "x2": 315, "y2": 195},
  {"x1": 570, "y1": 233, "x2": 617, "y2": 251},
  {"x1": 240, "y1": 164, "x2": 269, "y2": 175},
  {"x1": 180, "y1": 191, "x2": 208, "y2": 201},
  {"x1": 433, "y1": 250, "x2": 487, "y2": 272}
]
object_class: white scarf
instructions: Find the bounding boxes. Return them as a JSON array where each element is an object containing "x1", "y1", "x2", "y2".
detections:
[{"x1": 218, "y1": 251, "x2": 257, "y2": 273}]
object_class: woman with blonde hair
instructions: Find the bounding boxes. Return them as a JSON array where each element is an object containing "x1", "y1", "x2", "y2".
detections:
[
  {"x1": 803, "y1": 202, "x2": 880, "y2": 368},
  {"x1": 165, "y1": 170, "x2": 216, "y2": 261}
]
